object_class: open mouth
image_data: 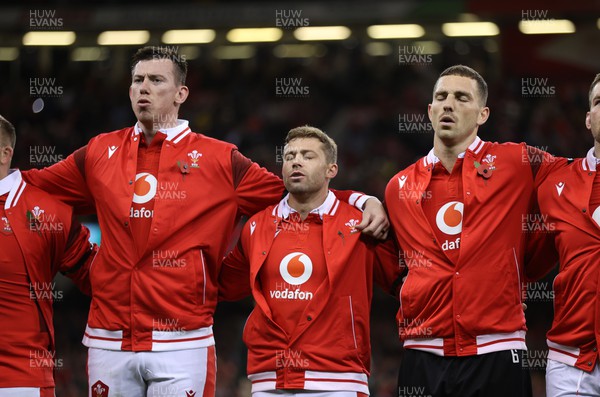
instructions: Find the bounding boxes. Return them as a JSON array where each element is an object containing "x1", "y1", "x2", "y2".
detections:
[{"x1": 440, "y1": 115, "x2": 455, "y2": 123}]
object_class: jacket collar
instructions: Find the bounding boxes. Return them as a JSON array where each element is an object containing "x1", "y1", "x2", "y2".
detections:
[
  {"x1": 1, "y1": 169, "x2": 26, "y2": 209},
  {"x1": 423, "y1": 136, "x2": 485, "y2": 166},
  {"x1": 272, "y1": 190, "x2": 339, "y2": 220},
  {"x1": 133, "y1": 119, "x2": 191, "y2": 144},
  {"x1": 582, "y1": 147, "x2": 599, "y2": 172}
]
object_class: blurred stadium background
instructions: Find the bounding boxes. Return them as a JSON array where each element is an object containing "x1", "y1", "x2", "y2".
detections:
[{"x1": 1, "y1": 0, "x2": 599, "y2": 395}]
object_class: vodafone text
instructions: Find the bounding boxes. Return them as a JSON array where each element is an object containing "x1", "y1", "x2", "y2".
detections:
[
  {"x1": 130, "y1": 207, "x2": 154, "y2": 218},
  {"x1": 441, "y1": 237, "x2": 460, "y2": 251},
  {"x1": 270, "y1": 282, "x2": 313, "y2": 300}
]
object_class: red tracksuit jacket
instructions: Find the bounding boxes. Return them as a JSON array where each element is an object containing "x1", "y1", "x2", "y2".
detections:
[
  {"x1": 219, "y1": 192, "x2": 400, "y2": 394},
  {"x1": 535, "y1": 148, "x2": 600, "y2": 372},
  {"x1": 385, "y1": 137, "x2": 552, "y2": 357},
  {"x1": 0, "y1": 169, "x2": 95, "y2": 387},
  {"x1": 23, "y1": 121, "x2": 370, "y2": 352}
]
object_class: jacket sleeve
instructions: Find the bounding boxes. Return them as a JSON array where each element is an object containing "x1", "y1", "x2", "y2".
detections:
[
  {"x1": 524, "y1": 178, "x2": 559, "y2": 282},
  {"x1": 523, "y1": 146, "x2": 561, "y2": 281},
  {"x1": 218, "y1": 231, "x2": 251, "y2": 301},
  {"x1": 525, "y1": 144, "x2": 561, "y2": 187},
  {"x1": 22, "y1": 146, "x2": 95, "y2": 214},
  {"x1": 57, "y1": 215, "x2": 98, "y2": 295},
  {"x1": 232, "y1": 150, "x2": 286, "y2": 216},
  {"x1": 331, "y1": 190, "x2": 372, "y2": 211},
  {"x1": 373, "y1": 237, "x2": 404, "y2": 297}
]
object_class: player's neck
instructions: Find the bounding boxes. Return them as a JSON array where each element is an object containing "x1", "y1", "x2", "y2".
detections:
[
  {"x1": 137, "y1": 122, "x2": 157, "y2": 145},
  {"x1": 594, "y1": 142, "x2": 600, "y2": 159},
  {"x1": 0, "y1": 158, "x2": 10, "y2": 180},
  {"x1": 288, "y1": 188, "x2": 329, "y2": 221},
  {"x1": 433, "y1": 133, "x2": 476, "y2": 172},
  {"x1": 138, "y1": 117, "x2": 178, "y2": 145}
]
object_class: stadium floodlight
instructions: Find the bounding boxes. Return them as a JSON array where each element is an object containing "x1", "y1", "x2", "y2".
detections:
[
  {"x1": 518, "y1": 19, "x2": 575, "y2": 34},
  {"x1": 441, "y1": 22, "x2": 499, "y2": 37},
  {"x1": 71, "y1": 47, "x2": 109, "y2": 62},
  {"x1": 367, "y1": 24, "x2": 425, "y2": 39},
  {"x1": 214, "y1": 45, "x2": 255, "y2": 59},
  {"x1": 162, "y1": 29, "x2": 216, "y2": 44},
  {"x1": 0, "y1": 47, "x2": 19, "y2": 61},
  {"x1": 98, "y1": 30, "x2": 150, "y2": 46},
  {"x1": 294, "y1": 26, "x2": 351, "y2": 41},
  {"x1": 226, "y1": 28, "x2": 283, "y2": 43},
  {"x1": 23, "y1": 31, "x2": 76, "y2": 46}
]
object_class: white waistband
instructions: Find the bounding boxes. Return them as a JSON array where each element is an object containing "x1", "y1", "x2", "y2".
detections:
[
  {"x1": 547, "y1": 339, "x2": 580, "y2": 367},
  {"x1": 248, "y1": 370, "x2": 369, "y2": 394},
  {"x1": 82, "y1": 324, "x2": 215, "y2": 351},
  {"x1": 404, "y1": 330, "x2": 527, "y2": 356}
]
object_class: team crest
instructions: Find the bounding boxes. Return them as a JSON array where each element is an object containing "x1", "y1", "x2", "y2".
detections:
[
  {"x1": 91, "y1": 380, "x2": 109, "y2": 397},
  {"x1": 482, "y1": 154, "x2": 496, "y2": 170},
  {"x1": 187, "y1": 150, "x2": 202, "y2": 168},
  {"x1": 1, "y1": 216, "x2": 12, "y2": 234},
  {"x1": 26, "y1": 206, "x2": 45, "y2": 231},
  {"x1": 345, "y1": 219, "x2": 360, "y2": 233},
  {"x1": 31, "y1": 206, "x2": 45, "y2": 221}
]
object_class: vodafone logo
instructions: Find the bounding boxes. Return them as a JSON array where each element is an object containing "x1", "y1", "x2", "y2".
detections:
[
  {"x1": 132, "y1": 173, "x2": 157, "y2": 204},
  {"x1": 592, "y1": 206, "x2": 600, "y2": 227},
  {"x1": 279, "y1": 252, "x2": 313, "y2": 285},
  {"x1": 436, "y1": 201, "x2": 464, "y2": 235}
]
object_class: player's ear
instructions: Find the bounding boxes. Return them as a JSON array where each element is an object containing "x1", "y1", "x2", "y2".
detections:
[
  {"x1": 0, "y1": 145, "x2": 13, "y2": 166},
  {"x1": 586, "y1": 111, "x2": 592, "y2": 130},
  {"x1": 175, "y1": 85, "x2": 189, "y2": 104},
  {"x1": 477, "y1": 106, "x2": 490, "y2": 126},
  {"x1": 326, "y1": 163, "x2": 338, "y2": 179}
]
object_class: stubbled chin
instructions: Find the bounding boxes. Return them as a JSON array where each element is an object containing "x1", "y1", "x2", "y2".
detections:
[
  {"x1": 435, "y1": 130, "x2": 466, "y2": 144},
  {"x1": 135, "y1": 109, "x2": 153, "y2": 121},
  {"x1": 285, "y1": 184, "x2": 307, "y2": 194},
  {"x1": 436, "y1": 128, "x2": 456, "y2": 137}
]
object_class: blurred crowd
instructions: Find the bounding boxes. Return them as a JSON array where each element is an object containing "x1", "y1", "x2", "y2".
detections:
[{"x1": 1, "y1": 41, "x2": 594, "y2": 396}]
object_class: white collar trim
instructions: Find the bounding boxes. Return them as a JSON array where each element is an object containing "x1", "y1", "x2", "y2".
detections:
[
  {"x1": 1, "y1": 169, "x2": 26, "y2": 209},
  {"x1": 133, "y1": 119, "x2": 191, "y2": 144},
  {"x1": 424, "y1": 136, "x2": 484, "y2": 166},
  {"x1": 273, "y1": 190, "x2": 339, "y2": 219},
  {"x1": 583, "y1": 147, "x2": 599, "y2": 172}
]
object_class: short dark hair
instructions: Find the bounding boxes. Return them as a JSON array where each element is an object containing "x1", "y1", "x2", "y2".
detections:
[
  {"x1": 589, "y1": 73, "x2": 600, "y2": 108},
  {"x1": 0, "y1": 115, "x2": 16, "y2": 148},
  {"x1": 436, "y1": 65, "x2": 488, "y2": 106},
  {"x1": 285, "y1": 125, "x2": 337, "y2": 164},
  {"x1": 131, "y1": 46, "x2": 188, "y2": 85}
]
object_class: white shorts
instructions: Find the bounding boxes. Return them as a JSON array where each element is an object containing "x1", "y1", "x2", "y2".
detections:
[
  {"x1": 253, "y1": 392, "x2": 368, "y2": 397},
  {"x1": 546, "y1": 358, "x2": 600, "y2": 397},
  {"x1": 87, "y1": 346, "x2": 216, "y2": 397},
  {"x1": 0, "y1": 388, "x2": 53, "y2": 397}
]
